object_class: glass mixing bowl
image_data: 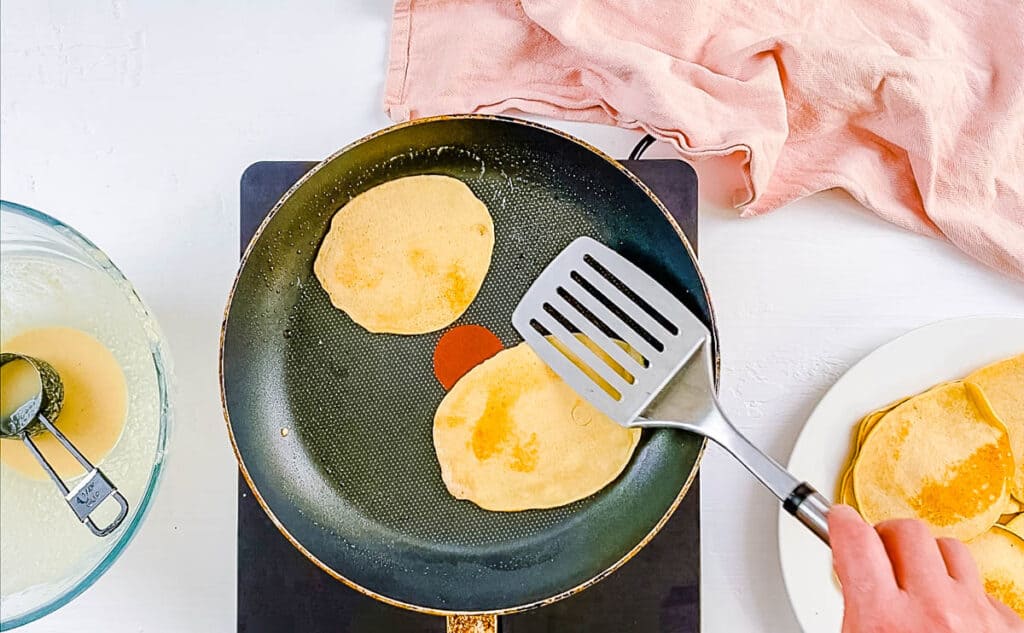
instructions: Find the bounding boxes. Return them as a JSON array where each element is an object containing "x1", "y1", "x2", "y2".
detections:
[{"x1": 0, "y1": 200, "x2": 171, "y2": 629}]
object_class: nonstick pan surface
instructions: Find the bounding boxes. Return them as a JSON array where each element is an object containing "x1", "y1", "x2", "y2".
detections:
[{"x1": 221, "y1": 115, "x2": 716, "y2": 615}]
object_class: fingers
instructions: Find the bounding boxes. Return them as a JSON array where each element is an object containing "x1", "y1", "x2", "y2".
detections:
[
  {"x1": 876, "y1": 519, "x2": 947, "y2": 592},
  {"x1": 936, "y1": 537, "x2": 981, "y2": 585},
  {"x1": 829, "y1": 504, "x2": 898, "y2": 593}
]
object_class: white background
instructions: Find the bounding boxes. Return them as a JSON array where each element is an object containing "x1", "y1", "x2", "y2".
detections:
[{"x1": 2, "y1": 2, "x2": 1022, "y2": 632}]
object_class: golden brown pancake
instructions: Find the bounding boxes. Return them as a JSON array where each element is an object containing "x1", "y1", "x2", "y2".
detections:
[
  {"x1": 836, "y1": 400, "x2": 908, "y2": 508},
  {"x1": 852, "y1": 382, "x2": 1014, "y2": 540},
  {"x1": 966, "y1": 354, "x2": 1024, "y2": 500},
  {"x1": 433, "y1": 342, "x2": 641, "y2": 511},
  {"x1": 1005, "y1": 513, "x2": 1024, "y2": 537},
  {"x1": 313, "y1": 175, "x2": 494, "y2": 334},
  {"x1": 855, "y1": 396, "x2": 910, "y2": 446},
  {"x1": 965, "y1": 526, "x2": 1024, "y2": 619}
]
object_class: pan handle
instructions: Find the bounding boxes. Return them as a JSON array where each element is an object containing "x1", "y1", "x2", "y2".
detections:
[{"x1": 447, "y1": 614, "x2": 497, "y2": 633}]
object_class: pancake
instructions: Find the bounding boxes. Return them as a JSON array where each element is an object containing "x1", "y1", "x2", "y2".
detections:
[
  {"x1": 965, "y1": 526, "x2": 1024, "y2": 619},
  {"x1": 313, "y1": 175, "x2": 494, "y2": 334},
  {"x1": 433, "y1": 341, "x2": 642, "y2": 511},
  {"x1": 838, "y1": 472, "x2": 856, "y2": 507},
  {"x1": 836, "y1": 400, "x2": 909, "y2": 507},
  {"x1": 855, "y1": 396, "x2": 910, "y2": 446},
  {"x1": 837, "y1": 455, "x2": 856, "y2": 507},
  {"x1": 852, "y1": 382, "x2": 1014, "y2": 540},
  {"x1": 835, "y1": 412, "x2": 871, "y2": 505},
  {"x1": 1006, "y1": 514, "x2": 1024, "y2": 539},
  {"x1": 966, "y1": 354, "x2": 1024, "y2": 500}
]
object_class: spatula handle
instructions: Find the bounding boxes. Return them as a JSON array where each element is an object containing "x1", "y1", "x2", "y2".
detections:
[
  {"x1": 638, "y1": 339, "x2": 832, "y2": 546},
  {"x1": 706, "y1": 409, "x2": 832, "y2": 546},
  {"x1": 784, "y1": 483, "x2": 831, "y2": 545},
  {"x1": 650, "y1": 404, "x2": 834, "y2": 546},
  {"x1": 713, "y1": 416, "x2": 833, "y2": 546}
]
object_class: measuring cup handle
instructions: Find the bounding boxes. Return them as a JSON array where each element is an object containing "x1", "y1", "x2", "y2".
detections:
[
  {"x1": 21, "y1": 416, "x2": 130, "y2": 537},
  {"x1": 83, "y1": 487, "x2": 130, "y2": 537}
]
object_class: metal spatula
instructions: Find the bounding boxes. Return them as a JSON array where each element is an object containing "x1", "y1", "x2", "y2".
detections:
[{"x1": 512, "y1": 237, "x2": 831, "y2": 545}]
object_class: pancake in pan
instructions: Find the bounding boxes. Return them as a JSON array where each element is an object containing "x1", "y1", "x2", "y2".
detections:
[
  {"x1": 433, "y1": 341, "x2": 641, "y2": 511},
  {"x1": 314, "y1": 175, "x2": 494, "y2": 334}
]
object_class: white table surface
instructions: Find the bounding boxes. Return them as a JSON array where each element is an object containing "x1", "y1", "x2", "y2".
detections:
[{"x1": 2, "y1": 3, "x2": 1022, "y2": 632}]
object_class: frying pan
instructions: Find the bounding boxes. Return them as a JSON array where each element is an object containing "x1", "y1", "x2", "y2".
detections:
[{"x1": 220, "y1": 115, "x2": 717, "y2": 631}]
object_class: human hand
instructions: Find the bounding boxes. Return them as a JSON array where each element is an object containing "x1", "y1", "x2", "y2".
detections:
[{"x1": 829, "y1": 504, "x2": 1023, "y2": 633}]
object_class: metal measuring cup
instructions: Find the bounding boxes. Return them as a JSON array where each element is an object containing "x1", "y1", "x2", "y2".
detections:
[{"x1": 0, "y1": 352, "x2": 129, "y2": 537}]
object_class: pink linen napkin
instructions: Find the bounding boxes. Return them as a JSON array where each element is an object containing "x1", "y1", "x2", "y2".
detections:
[{"x1": 385, "y1": 0, "x2": 1024, "y2": 279}]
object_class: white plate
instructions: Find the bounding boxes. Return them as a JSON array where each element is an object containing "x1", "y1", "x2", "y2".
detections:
[{"x1": 779, "y1": 315, "x2": 1024, "y2": 633}]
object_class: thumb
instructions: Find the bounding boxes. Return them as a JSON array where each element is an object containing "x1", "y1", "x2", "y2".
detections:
[{"x1": 829, "y1": 504, "x2": 897, "y2": 593}]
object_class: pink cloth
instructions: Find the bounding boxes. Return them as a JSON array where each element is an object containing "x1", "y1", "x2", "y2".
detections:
[{"x1": 385, "y1": 0, "x2": 1024, "y2": 279}]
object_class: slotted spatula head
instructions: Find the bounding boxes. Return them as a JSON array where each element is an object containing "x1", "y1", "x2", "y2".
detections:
[
  {"x1": 513, "y1": 237, "x2": 834, "y2": 547},
  {"x1": 512, "y1": 237, "x2": 710, "y2": 426}
]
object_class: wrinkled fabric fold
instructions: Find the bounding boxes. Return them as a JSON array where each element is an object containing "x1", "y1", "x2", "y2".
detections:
[{"x1": 385, "y1": 0, "x2": 1024, "y2": 278}]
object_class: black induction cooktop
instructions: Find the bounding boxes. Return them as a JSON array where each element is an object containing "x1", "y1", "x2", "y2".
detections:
[{"x1": 237, "y1": 159, "x2": 701, "y2": 633}]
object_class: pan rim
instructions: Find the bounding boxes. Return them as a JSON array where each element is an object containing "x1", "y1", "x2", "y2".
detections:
[{"x1": 219, "y1": 113, "x2": 718, "y2": 617}]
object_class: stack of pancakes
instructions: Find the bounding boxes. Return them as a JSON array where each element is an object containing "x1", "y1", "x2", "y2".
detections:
[{"x1": 837, "y1": 354, "x2": 1023, "y2": 617}]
